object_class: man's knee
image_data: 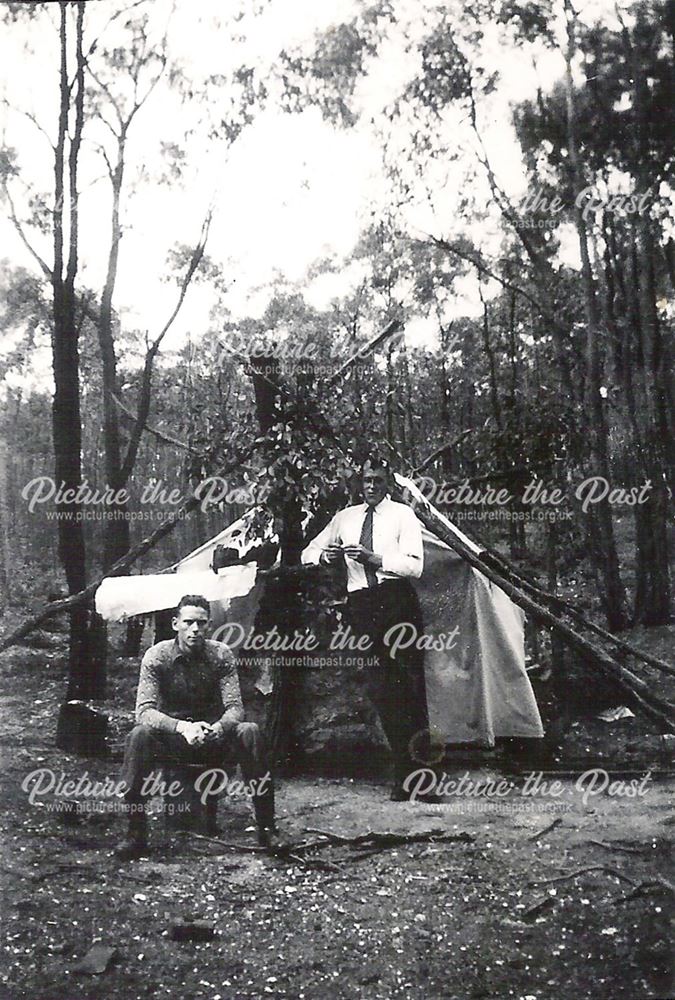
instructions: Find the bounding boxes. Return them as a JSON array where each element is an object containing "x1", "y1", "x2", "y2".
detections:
[
  {"x1": 234, "y1": 721, "x2": 260, "y2": 748},
  {"x1": 232, "y1": 721, "x2": 270, "y2": 762}
]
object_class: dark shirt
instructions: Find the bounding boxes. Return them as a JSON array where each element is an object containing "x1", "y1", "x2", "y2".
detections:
[{"x1": 135, "y1": 638, "x2": 244, "y2": 736}]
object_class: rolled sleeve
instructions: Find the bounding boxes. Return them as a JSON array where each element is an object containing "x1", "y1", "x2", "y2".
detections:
[{"x1": 301, "y1": 514, "x2": 339, "y2": 566}]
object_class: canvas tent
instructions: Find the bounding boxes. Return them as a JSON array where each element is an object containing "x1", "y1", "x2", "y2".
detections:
[{"x1": 96, "y1": 475, "x2": 543, "y2": 751}]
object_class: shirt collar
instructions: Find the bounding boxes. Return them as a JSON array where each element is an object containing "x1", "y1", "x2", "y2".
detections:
[
  {"x1": 171, "y1": 638, "x2": 207, "y2": 663},
  {"x1": 361, "y1": 495, "x2": 390, "y2": 515}
]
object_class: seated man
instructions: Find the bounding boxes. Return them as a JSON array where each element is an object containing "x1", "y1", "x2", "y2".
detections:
[{"x1": 115, "y1": 594, "x2": 278, "y2": 859}]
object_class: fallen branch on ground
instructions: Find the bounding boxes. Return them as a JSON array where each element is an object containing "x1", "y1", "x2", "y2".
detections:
[
  {"x1": 305, "y1": 827, "x2": 475, "y2": 849},
  {"x1": 613, "y1": 877, "x2": 675, "y2": 905},
  {"x1": 588, "y1": 839, "x2": 650, "y2": 855},
  {"x1": 181, "y1": 831, "x2": 267, "y2": 854},
  {"x1": 183, "y1": 831, "x2": 345, "y2": 871},
  {"x1": 292, "y1": 798, "x2": 341, "y2": 817},
  {"x1": 529, "y1": 865, "x2": 635, "y2": 887},
  {"x1": 287, "y1": 852, "x2": 345, "y2": 874},
  {"x1": 33, "y1": 863, "x2": 96, "y2": 882},
  {"x1": 527, "y1": 818, "x2": 563, "y2": 842},
  {"x1": 522, "y1": 897, "x2": 556, "y2": 921}
]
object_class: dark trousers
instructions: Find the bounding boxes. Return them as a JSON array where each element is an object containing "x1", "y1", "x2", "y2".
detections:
[
  {"x1": 120, "y1": 721, "x2": 274, "y2": 832},
  {"x1": 346, "y1": 579, "x2": 430, "y2": 784}
]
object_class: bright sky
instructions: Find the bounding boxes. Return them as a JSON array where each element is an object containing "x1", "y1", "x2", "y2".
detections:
[{"x1": 0, "y1": 0, "x2": 623, "y2": 385}]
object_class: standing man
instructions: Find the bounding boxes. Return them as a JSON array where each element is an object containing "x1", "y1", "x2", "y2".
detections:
[
  {"x1": 302, "y1": 457, "x2": 431, "y2": 800},
  {"x1": 115, "y1": 594, "x2": 279, "y2": 859}
]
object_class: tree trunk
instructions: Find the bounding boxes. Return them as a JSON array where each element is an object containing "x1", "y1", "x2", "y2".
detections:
[
  {"x1": 402, "y1": 342, "x2": 416, "y2": 466},
  {"x1": 123, "y1": 615, "x2": 145, "y2": 657},
  {"x1": 0, "y1": 438, "x2": 11, "y2": 606},
  {"x1": 386, "y1": 345, "x2": 395, "y2": 449},
  {"x1": 563, "y1": 1, "x2": 628, "y2": 630},
  {"x1": 438, "y1": 322, "x2": 454, "y2": 479},
  {"x1": 546, "y1": 510, "x2": 568, "y2": 745},
  {"x1": 96, "y1": 127, "x2": 131, "y2": 572},
  {"x1": 480, "y1": 292, "x2": 502, "y2": 432},
  {"x1": 249, "y1": 356, "x2": 303, "y2": 767},
  {"x1": 633, "y1": 477, "x2": 672, "y2": 625},
  {"x1": 52, "y1": 2, "x2": 98, "y2": 698},
  {"x1": 616, "y1": 9, "x2": 672, "y2": 623}
]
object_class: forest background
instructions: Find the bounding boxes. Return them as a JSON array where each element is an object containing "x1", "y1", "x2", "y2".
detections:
[{"x1": 0, "y1": 0, "x2": 672, "y2": 691}]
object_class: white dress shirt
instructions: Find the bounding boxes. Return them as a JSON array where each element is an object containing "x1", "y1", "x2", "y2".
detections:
[{"x1": 301, "y1": 496, "x2": 424, "y2": 592}]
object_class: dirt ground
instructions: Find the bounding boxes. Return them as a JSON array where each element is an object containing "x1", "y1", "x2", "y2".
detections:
[{"x1": 0, "y1": 634, "x2": 673, "y2": 1000}]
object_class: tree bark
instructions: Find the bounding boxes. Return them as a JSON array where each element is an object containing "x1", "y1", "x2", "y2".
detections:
[
  {"x1": 50, "y1": 2, "x2": 98, "y2": 698},
  {"x1": 248, "y1": 356, "x2": 303, "y2": 767},
  {"x1": 563, "y1": 1, "x2": 628, "y2": 630},
  {"x1": 623, "y1": 9, "x2": 672, "y2": 621},
  {"x1": 0, "y1": 438, "x2": 11, "y2": 606},
  {"x1": 438, "y1": 321, "x2": 454, "y2": 479}
]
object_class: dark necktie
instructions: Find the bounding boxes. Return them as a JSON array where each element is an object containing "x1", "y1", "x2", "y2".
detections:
[{"x1": 359, "y1": 507, "x2": 379, "y2": 588}]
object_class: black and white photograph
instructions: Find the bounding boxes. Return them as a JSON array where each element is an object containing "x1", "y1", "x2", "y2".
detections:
[{"x1": 0, "y1": 0, "x2": 673, "y2": 997}]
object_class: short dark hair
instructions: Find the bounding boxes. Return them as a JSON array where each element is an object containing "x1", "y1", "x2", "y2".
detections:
[
  {"x1": 175, "y1": 594, "x2": 210, "y2": 616},
  {"x1": 361, "y1": 455, "x2": 391, "y2": 476}
]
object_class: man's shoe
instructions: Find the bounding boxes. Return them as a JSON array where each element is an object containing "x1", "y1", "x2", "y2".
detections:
[{"x1": 113, "y1": 835, "x2": 148, "y2": 861}]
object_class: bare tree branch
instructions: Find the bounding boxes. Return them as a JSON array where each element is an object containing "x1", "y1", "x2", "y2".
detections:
[
  {"x1": 87, "y1": 66, "x2": 124, "y2": 128},
  {"x1": 86, "y1": 139, "x2": 114, "y2": 180},
  {"x1": 421, "y1": 235, "x2": 549, "y2": 318},
  {"x1": 119, "y1": 209, "x2": 213, "y2": 482},
  {"x1": 2, "y1": 182, "x2": 52, "y2": 280},
  {"x1": 81, "y1": 0, "x2": 148, "y2": 66},
  {"x1": 0, "y1": 98, "x2": 54, "y2": 150},
  {"x1": 65, "y1": 1, "x2": 85, "y2": 295},
  {"x1": 411, "y1": 430, "x2": 473, "y2": 476},
  {"x1": 112, "y1": 392, "x2": 193, "y2": 451},
  {"x1": 324, "y1": 318, "x2": 404, "y2": 387}
]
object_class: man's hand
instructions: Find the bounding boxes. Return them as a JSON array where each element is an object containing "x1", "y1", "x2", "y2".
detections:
[
  {"x1": 342, "y1": 544, "x2": 382, "y2": 567},
  {"x1": 320, "y1": 543, "x2": 343, "y2": 565},
  {"x1": 176, "y1": 720, "x2": 212, "y2": 746}
]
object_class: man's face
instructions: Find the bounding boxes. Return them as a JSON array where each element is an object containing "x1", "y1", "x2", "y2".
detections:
[
  {"x1": 362, "y1": 466, "x2": 389, "y2": 507},
  {"x1": 173, "y1": 605, "x2": 210, "y2": 654}
]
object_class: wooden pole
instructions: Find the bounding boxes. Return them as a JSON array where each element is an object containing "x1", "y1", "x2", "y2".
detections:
[{"x1": 482, "y1": 546, "x2": 675, "y2": 679}]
